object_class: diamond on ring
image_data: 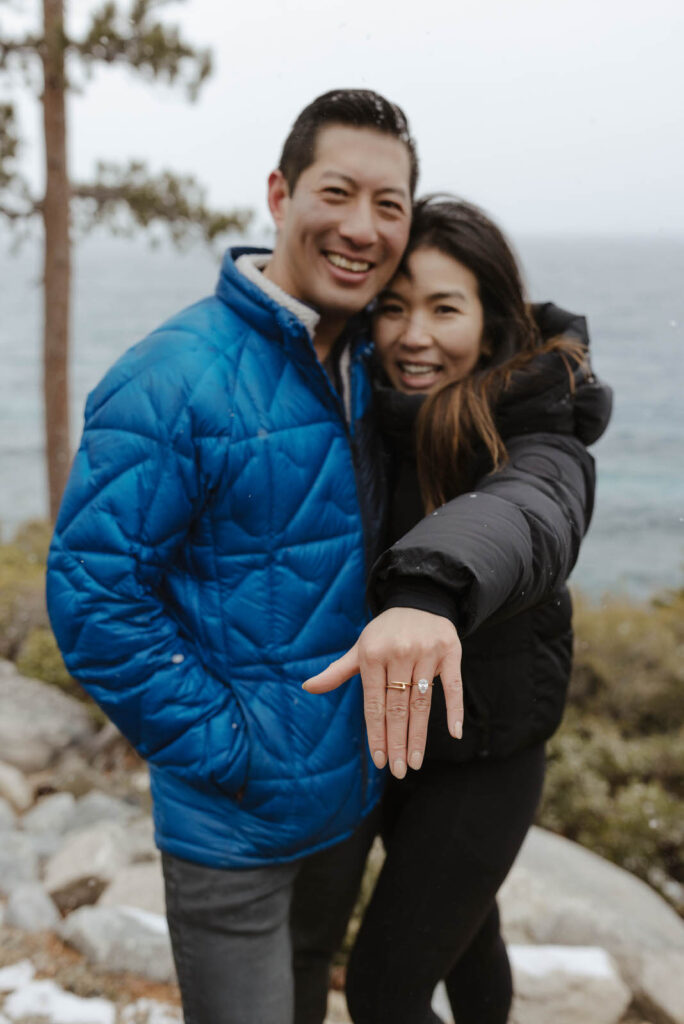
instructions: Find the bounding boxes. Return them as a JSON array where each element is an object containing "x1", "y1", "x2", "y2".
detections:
[{"x1": 417, "y1": 678, "x2": 430, "y2": 695}]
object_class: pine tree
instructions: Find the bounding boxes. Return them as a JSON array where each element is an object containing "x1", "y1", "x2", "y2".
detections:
[{"x1": 1, "y1": 1, "x2": 252, "y2": 520}]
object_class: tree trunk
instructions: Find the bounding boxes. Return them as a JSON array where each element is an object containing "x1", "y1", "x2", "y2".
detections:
[{"x1": 41, "y1": 0, "x2": 71, "y2": 522}]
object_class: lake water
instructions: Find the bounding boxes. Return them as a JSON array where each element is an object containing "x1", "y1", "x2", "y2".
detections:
[{"x1": 1, "y1": 233, "x2": 682, "y2": 599}]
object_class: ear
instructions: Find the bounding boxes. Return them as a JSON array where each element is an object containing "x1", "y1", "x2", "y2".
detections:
[{"x1": 267, "y1": 169, "x2": 290, "y2": 230}]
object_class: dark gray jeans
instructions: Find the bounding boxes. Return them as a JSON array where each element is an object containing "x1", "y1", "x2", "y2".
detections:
[{"x1": 162, "y1": 810, "x2": 378, "y2": 1024}]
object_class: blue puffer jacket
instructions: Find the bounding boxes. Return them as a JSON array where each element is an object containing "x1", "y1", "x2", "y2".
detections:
[{"x1": 46, "y1": 248, "x2": 384, "y2": 868}]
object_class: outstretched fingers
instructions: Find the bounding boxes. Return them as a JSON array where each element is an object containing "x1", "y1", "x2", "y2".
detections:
[
  {"x1": 438, "y1": 644, "x2": 464, "y2": 739},
  {"x1": 359, "y1": 654, "x2": 389, "y2": 770},
  {"x1": 302, "y1": 645, "x2": 360, "y2": 694}
]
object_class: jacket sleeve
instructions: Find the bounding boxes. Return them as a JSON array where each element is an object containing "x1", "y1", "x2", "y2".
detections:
[
  {"x1": 46, "y1": 364, "x2": 248, "y2": 794},
  {"x1": 370, "y1": 431, "x2": 596, "y2": 637}
]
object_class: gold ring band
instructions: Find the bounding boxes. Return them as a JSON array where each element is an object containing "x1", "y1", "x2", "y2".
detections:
[{"x1": 386, "y1": 681, "x2": 410, "y2": 691}]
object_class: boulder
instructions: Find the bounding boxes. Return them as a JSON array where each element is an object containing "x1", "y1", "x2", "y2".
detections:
[
  {"x1": 5, "y1": 881, "x2": 61, "y2": 932},
  {"x1": 431, "y1": 983, "x2": 454, "y2": 1023},
  {"x1": 124, "y1": 815, "x2": 159, "y2": 863},
  {"x1": 636, "y1": 950, "x2": 684, "y2": 1024},
  {"x1": 69, "y1": 790, "x2": 141, "y2": 833},
  {"x1": 44, "y1": 822, "x2": 130, "y2": 913},
  {"x1": 325, "y1": 990, "x2": 352, "y2": 1023},
  {"x1": 99, "y1": 862, "x2": 166, "y2": 915},
  {"x1": 508, "y1": 945, "x2": 631, "y2": 1024},
  {"x1": 3, "y1": 978, "x2": 115, "y2": 1024},
  {"x1": 46, "y1": 749, "x2": 104, "y2": 797},
  {"x1": 22, "y1": 791, "x2": 76, "y2": 835},
  {"x1": 0, "y1": 796, "x2": 16, "y2": 831},
  {"x1": 0, "y1": 762, "x2": 33, "y2": 813},
  {"x1": 59, "y1": 905, "x2": 176, "y2": 982},
  {"x1": 501, "y1": 826, "x2": 684, "y2": 992},
  {"x1": 497, "y1": 827, "x2": 684, "y2": 1024},
  {"x1": 0, "y1": 831, "x2": 39, "y2": 895},
  {"x1": 0, "y1": 960, "x2": 35, "y2": 992},
  {"x1": 120, "y1": 999, "x2": 183, "y2": 1023},
  {"x1": 0, "y1": 660, "x2": 94, "y2": 772}
]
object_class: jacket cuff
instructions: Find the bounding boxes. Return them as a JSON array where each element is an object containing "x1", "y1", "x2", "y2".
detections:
[{"x1": 379, "y1": 578, "x2": 462, "y2": 632}]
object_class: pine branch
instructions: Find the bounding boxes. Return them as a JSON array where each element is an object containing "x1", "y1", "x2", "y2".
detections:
[
  {"x1": 0, "y1": 100, "x2": 38, "y2": 220},
  {"x1": 71, "y1": 160, "x2": 252, "y2": 246},
  {"x1": 69, "y1": 0, "x2": 211, "y2": 99},
  {"x1": 0, "y1": 33, "x2": 43, "y2": 69}
]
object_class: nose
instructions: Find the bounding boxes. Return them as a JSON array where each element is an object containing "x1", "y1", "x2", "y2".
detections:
[
  {"x1": 339, "y1": 196, "x2": 378, "y2": 248},
  {"x1": 400, "y1": 314, "x2": 431, "y2": 348}
]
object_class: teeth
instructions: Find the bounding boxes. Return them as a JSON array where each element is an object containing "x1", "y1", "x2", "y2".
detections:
[
  {"x1": 399, "y1": 363, "x2": 440, "y2": 376},
  {"x1": 326, "y1": 253, "x2": 372, "y2": 273}
]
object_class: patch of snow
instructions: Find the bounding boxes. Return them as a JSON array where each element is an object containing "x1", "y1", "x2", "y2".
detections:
[
  {"x1": 510, "y1": 944, "x2": 615, "y2": 978},
  {"x1": 0, "y1": 960, "x2": 35, "y2": 993},
  {"x1": 3, "y1": 979, "x2": 115, "y2": 1024}
]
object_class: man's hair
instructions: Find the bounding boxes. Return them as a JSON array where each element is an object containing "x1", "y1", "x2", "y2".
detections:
[{"x1": 278, "y1": 89, "x2": 419, "y2": 197}]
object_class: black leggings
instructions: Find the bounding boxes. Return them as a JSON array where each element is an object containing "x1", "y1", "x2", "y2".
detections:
[{"x1": 346, "y1": 743, "x2": 545, "y2": 1024}]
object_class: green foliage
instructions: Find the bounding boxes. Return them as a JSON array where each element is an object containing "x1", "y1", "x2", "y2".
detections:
[
  {"x1": 72, "y1": 0, "x2": 212, "y2": 99},
  {"x1": 569, "y1": 591, "x2": 684, "y2": 734},
  {"x1": 0, "y1": 0, "x2": 252, "y2": 241},
  {"x1": 539, "y1": 589, "x2": 684, "y2": 911},
  {"x1": 0, "y1": 520, "x2": 50, "y2": 658},
  {"x1": 16, "y1": 625, "x2": 74, "y2": 692},
  {"x1": 72, "y1": 160, "x2": 252, "y2": 246}
]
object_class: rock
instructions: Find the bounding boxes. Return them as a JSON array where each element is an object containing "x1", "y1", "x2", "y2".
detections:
[
  {"x1": 59, "y1": 905, "x2": 176, "y2": 982},
  {"x1": 3, "y1": 978, "x2": 115, "y2": 1023},
  {"x1": 325, "y1": 990, "x2": 352, "y2": 1023},
  {"x1": 636, "y1": 950, "x2": 684, "y2": 1024},
  {"x1": 431, "y1": 983, "x2": 454, "y2": 1023},
  {"x1": 44, "y1": 822, "x2": 130, "y2": 913},
  {"x1": 0, "y1": 796, "x2": 17, "y2": 831},
  {"x1": 47, "y1": 750, "x2": 103, "y2": 797},
  {"x1": 69, "y1": 790, "x2": 140, "y2": 833},
  {"x1": 0, "y1": 959, "x2": 35, "y2": 991},
  {"x1": 500, "y1": 826, "x2": 684, "y2": 990},
  {"x1": 124, "y1": 815, "x2": 159, "y2": 863},
  {"x1": 120, "y1": 999, "x2": 183, "y2": 1023},
  {"x1": 5, "y1": 881, "x2": 61, "y2": 932},
  {"x1": 22, "y1": 790, "x2": 76, "y2": 835},
  {"x1": 508, "y1": 945, "x2": 631, "y2": 1024},
  {"x1": 0, "y1": 761, "x2": 33, "y2": 813},
  {"x1": 99, "y1": 862, "x2": 166, "y2": 915},
  {"x1": 0, "y1": 660, "x2": 95, "y2": 772},
  {"x1": 0, "y1": 831, "x2": 40, "y2": 894}
]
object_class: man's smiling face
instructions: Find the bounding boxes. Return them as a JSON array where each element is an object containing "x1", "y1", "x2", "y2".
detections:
[{"x1": 266, "y1": 125, "x2": 412, "y2": 326}]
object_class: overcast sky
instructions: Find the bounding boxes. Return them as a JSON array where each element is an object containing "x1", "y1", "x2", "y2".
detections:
[{"x1": 5, "y1": 0, "x2": 684, "y2": 237}]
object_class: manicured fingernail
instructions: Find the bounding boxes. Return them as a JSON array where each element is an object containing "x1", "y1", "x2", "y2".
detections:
[
  {"x1": 409, "y1": 751, "x2": 423, "y2": 770},
  {"x1": 451, "y1": 721, "x2": 463, "y2": 739},
  {"x1": 372, "y1": 750, "x2": 387, "y2": 769},
  {"x1": 393, "y1": 759, "x2": 406, "y2": 779}
]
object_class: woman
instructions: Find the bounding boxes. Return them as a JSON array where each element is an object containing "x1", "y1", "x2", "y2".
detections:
[{"x1": 307, "y1": 196, "x2": 612, "y2": 1023}]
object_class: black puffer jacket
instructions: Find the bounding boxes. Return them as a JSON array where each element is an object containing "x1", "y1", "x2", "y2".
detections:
[{"x1": 370, "y1": 304, "x2": 613, "y2": 762}]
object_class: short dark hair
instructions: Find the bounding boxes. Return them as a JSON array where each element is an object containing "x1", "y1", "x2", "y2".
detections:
[{"x1": 278, "y1": 89, "x2": 418, "y2": 197}]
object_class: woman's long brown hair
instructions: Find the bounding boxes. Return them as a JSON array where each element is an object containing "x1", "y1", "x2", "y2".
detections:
[{"x1": 403, "y1": 197, "x2": 585, "y2": 511}]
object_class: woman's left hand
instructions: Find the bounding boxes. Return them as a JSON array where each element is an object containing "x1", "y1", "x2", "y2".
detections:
[{"x1": 303, "y1": 608, "x2": 463, "y2": 779}]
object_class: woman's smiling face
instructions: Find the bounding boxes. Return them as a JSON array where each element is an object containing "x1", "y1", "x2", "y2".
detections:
[{"x1": 374, "y1": 246, "x2": 486, "y2": 394}]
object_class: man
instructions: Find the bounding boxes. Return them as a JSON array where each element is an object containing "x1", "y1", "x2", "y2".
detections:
[{"x1": 46, "y1": 89, "x2": 462, "y2": 1024}]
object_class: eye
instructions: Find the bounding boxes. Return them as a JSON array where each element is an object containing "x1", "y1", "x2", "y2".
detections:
[
  {"x1": 378, "y1": 199, "x2": 405, "y2": 215},
  {"x1": 434, "y1": 304, "x2": 460, "y2": 315},
  {"x1": 322, "y1": 186, "x2": 348, "y2": 199},
  {"x1": 377, "y1": 301, "x2": 405, "y2": 316}
]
